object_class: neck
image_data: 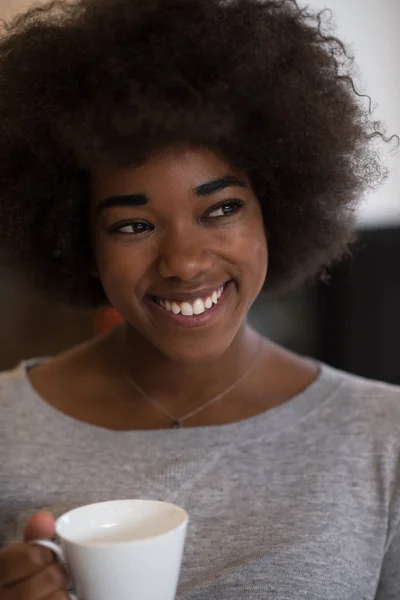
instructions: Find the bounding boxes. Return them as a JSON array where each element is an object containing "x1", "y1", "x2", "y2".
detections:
[{"x1": 110, "y1": 321, "x2": 262, "y2": 411}]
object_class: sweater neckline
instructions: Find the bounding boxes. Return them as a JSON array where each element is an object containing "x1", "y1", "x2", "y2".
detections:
[{"x1": 16, "y1": 357, "x2": 343, "y2": 450}]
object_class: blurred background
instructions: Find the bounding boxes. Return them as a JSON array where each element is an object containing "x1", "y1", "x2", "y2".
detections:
[{"x1": 0, "y1": 0, "x2": 399, "y2": 383}]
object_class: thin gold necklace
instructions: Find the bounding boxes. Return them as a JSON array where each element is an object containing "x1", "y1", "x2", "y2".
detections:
[{"x1": 122, "y1": 337, "x2": 263, "y2": 428}]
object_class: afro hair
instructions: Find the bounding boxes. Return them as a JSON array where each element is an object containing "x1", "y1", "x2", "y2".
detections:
[{"x1": 0, "y1": 0, "x2": 388, "y2": 308}]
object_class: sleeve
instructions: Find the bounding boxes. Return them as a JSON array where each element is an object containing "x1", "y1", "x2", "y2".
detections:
[{"x1": 375, "y1": 523, "x2": 400, "y2": 600}]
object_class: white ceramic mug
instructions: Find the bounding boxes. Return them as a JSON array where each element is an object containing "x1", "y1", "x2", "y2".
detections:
[{"x1": 32, "y1": 499, "x2": 189, "y2": 600}]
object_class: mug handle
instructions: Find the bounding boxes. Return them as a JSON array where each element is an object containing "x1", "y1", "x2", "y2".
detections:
[{"x1": 30, "y1": 539, "x2": 78, "y2": 600}]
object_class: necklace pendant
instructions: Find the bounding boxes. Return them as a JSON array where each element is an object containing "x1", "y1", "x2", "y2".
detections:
[{"x1": 171, "y1": 419, "x2": 181, "y2": 429}]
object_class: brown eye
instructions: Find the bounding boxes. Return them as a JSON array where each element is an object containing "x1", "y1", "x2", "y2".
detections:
[
  {"x1": 207, "y1": 199, "x2": 244, "y2": 218},
  {"x1": 109, "y1": 221, "x2": 152, "y2": 234}
]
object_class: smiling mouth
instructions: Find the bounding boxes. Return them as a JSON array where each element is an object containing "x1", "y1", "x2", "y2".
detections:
[{"x1": 150, "y1": 282, "x2": 230, "y2": 316}]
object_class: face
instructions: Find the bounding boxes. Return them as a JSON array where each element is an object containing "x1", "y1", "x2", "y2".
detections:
[{"x1": 90, "y1": 146, "x2": 268, "y2": 363}]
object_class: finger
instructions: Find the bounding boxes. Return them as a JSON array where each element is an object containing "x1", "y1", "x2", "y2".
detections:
[
  {"x1": 0, "y1": 543, "x2": 53, "y2": 587},
  {"x1": 0, "y1": 562, "x2": 67, "y2": 600},
  {"x1": 24, "y1": 512, "x2": 56, "y2": 541}
]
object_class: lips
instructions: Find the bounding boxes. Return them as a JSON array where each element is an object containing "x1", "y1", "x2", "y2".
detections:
[
  {"x1": 145, "y1": 280, "x2": 232, "y2": 329},
  {"x1": 153, "y1": 284, "x2": 225, "y2": 316},
  {"x1": 149, "y1": 282, "x2": 230, "y2": 303}
]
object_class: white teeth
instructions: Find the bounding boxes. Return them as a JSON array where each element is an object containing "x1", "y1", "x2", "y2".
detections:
[
  {"x1": 171, "y1": 302, "x2": 181, "y2": 315},
  {"x1": 181, "y1": 302, "x2": 194, "y2": 316},
  {"x1": 193, "y1": 299, "x2": 205, "y2": 315},
  {"x1": 156, "y1": 283, "x2": 227, "y2": 317}
]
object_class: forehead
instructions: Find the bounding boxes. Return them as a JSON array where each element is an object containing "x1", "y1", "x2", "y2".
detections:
[{"x1": 90, "y1": 146, "x2": 246, "y2": 201}]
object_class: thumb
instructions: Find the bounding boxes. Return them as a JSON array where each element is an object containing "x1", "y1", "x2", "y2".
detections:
[{"x1": 23, "y1": 511, "x2": 56, "y2": 541}]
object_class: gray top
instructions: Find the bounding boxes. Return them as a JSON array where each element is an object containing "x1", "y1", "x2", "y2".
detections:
[{"x1": 1, "y1": 358, "x2": 400, "y2": 599}]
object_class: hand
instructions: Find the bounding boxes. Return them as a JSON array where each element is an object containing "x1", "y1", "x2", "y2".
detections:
[{"x1": 0, "y1": 512, "x2": 69, "y2": 599}]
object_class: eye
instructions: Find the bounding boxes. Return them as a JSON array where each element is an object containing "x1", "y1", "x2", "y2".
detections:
[
  {"x1": 206, "y1": 199, "x2": 244, "y2": 219},
  {"x1": 108, "y1": 220, "x2": 152, "y2": 235}
]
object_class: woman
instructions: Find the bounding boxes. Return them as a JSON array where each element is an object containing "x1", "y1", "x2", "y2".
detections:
[{"x1": 0, "y1": 0, "x2": 398, "y2": 598}]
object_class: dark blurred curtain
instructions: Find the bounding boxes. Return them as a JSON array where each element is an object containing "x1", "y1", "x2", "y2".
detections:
[{"x1": 315, "y1": 226, "x2": 400, "y2": 385}]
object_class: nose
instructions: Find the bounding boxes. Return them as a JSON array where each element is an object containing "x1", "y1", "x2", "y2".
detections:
[{"x1": 157, "y1": 227, "x2": 213, "y2": 281}]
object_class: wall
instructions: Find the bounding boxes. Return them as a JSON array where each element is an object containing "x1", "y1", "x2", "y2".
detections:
[
  {"x1": 0, "y1": 0, "x2": 30, "y2": 20},
  {"x1": 302, "y1": 0, "x2": 400, "y2": 228}
]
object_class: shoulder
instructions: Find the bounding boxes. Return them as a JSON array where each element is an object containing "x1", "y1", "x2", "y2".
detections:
[
  {"x1": 326, "y1": 365, "x2": 400, "y2": 412},
  {"x1": 317, "y1": 367, "x2": 400, "y2": 532},
  {"x1": 337, "y1": 372, "x2": 400, "y2": 549},
  {"x1": 0, "y1": 359, "x2": 48, "y2": 441},
  {"x1": 0, "y1": 333, "x2": 104, "y2": 409},
  {"x1": 320, "y1": 364, "x2": 400, "y2": 444},
  {"x1": 0, "y1": 359, "x2": 42, "y2": 396}
]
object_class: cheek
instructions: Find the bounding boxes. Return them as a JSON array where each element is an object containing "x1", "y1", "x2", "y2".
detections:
[
  {"x1": 93, "y1": 239, "x2": 148, "y2": 296},
  {"x1": 247, "y1": 238, "x2": 268, "y2": 292},
  {"x1": 230, "y1": 220, "x2": 268, "y2": 285}
]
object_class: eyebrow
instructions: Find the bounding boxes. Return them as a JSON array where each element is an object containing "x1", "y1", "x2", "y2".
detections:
[
  {"x1": 96, "y1": 194, "x2": 147, "y2": 214},
  {"x1": 96, "y1": 175, "x2": 247, "y2": 214},
  {"x1": 193, "y1": 176, "x2": 247, "y2": 196}
]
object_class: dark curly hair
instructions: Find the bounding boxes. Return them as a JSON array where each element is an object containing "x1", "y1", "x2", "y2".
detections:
[{"x1": 0, "y1": 0, "x2": 388, "y2": 308}]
